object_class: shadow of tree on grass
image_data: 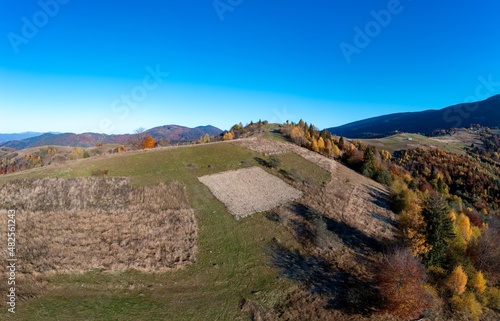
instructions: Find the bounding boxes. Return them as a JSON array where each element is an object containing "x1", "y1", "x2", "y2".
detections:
[
  {"x1": 288, "y1": 203, "x2": 383, "y2": 252},
  {"x1": 268, "y1": 241, "x2": 381, "y2": 315}
]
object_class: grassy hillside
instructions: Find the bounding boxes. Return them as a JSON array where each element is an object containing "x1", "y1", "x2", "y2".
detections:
[
  {"x1": 358, "y1": 133, "x2": 468, "y2": 155},
  {"x1": 0, "y1": 142, "x2": 330, "y2": 320}
]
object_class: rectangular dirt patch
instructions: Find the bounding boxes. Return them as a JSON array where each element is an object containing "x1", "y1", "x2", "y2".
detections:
[{"x1": 198, "y1": 167, "x2": 302, "y2": 219}]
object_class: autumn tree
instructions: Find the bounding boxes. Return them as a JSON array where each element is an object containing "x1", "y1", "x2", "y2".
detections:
[
  {"x1": 468, "y1": 223, "x2": 500, "y2": 284},
  {"x1": 69, "y1": 147, "x2": 83, "y2": 160},
  {"x1": 455, "y1": 213, "x2": 473, "y2": 243},
  {"x1": 289, "y1": 126, "x2": 305, "y2": 146},
  {"x1": 141, "y1": 135, "x2": 157, "y2": 149},
  {"x1": 470, "y1": 271, "x2": 487, "y2": 294},
  {"x1": 311, "y1": 137, "x2": 319, "y2": 152},
  {"x1": 450, "y1": 292, "x2": 483, "y2": 321},
  {"x1": 380, "y1": 149, "x2": 391, "y2": 161},
  {"x1": 447, "y1": 265, "x2": 468, "y2": 295},
  {"x1": 375, "y1": 247, "x2": 432, "y2": 319},
  {"x1": 395, "y1": 185, "x2": 432, "y2": 255},
  {"x1": 317, "y1": 137, "x2": 325, "y2": 152},
  {"x1": 331, "y1": 143, "x2": 341, "y2": 158},
  {"x1": 222, "y1": 132, "x2": 234, "y2": 140}
]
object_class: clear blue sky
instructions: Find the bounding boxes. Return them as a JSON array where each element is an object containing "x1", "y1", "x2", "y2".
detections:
[{"x1": 1, "y1": 0, "x2": 500, "y2": 134}]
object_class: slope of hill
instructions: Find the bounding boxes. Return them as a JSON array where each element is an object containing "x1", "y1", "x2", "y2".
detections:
[
  {"x1": 0, "y1": 132, "x2": 48, "y2": 143},
  {"x1": 328, "y1": 95, "x2": 500, "y2": 138},
  {"x1": 0, "y1": 132, "x2": 396, "y2": 320},
  {"x1": 0, "y1": 125, "x2": 222, "y2": 149}
]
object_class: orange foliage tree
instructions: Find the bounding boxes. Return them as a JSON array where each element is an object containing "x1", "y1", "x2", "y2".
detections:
[
  {"x1": 141, "y1": 135, "x2": 157, "y2": 149},
  {"x1": 375, "y1": 247, "x2": 432, "y2": 319}
]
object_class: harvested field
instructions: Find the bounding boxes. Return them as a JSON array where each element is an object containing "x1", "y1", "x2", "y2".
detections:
[
  {"x1": 0, "y1": 177, "x2": 197, "y2": 304},
  {"x1": 198, "y1": 166, "x2": 302, "y2": 219}
]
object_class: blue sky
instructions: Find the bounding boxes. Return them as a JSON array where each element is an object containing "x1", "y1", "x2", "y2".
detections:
[{"x1": 1, "y1": 0, "x2": 500, "y2": 134}]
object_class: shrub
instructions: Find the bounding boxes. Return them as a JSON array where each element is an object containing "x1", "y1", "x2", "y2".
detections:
[
  {"x1": 91, "y1": 169, "x2": 109, "y2": 176},
  {"x1": 83, "y1": 151, "x2": 90, "y2": 158},
  {"x1": 268, "y1": 155, "x2": 281, "y2": 168}
]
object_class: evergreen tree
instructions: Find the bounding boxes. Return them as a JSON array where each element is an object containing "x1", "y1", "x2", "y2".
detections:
[
  {"x1": 362, "y1": 146, "x2": 378, "y2": 178},
  {"x1": 339, "y1": 136, "x2": 346, "y2": 150},
  {"x1": 422, "y1": 193, "x2": 455, "y2": 267}
]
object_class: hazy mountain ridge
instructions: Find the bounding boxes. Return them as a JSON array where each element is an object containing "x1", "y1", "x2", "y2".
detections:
[
  {"x1": 0, "y1": 132, "x2": 51, "y2": 143},
  {"x1": 328, "y1": 95, "x2": 500, "y2": 138},
  {"x1": 0, "y1": 125, "x2": 222, "y2": 149}
]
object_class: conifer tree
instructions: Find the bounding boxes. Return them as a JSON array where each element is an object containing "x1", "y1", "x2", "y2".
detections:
[{"x1": 423, "y1": 194, "x2": 455, "y2": 267}]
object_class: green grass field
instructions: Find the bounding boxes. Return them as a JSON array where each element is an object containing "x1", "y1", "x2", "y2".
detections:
[
  {"x1": 0, "y1": 142, "x2": 329, "y2": 320},
  {"x1": 359, "y1": 133, "x2": 467, "y2": 155}
]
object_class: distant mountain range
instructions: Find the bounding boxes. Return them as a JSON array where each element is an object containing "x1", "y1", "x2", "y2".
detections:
[
  {"x1": 0, "y1": 125, "x2": 222, "y2": 149},
  {"x1": 328, "y1": 95, "x2": 500, "y2": 138},
  {"x1": 0, "y1": 132, "x2": 56, "y2": 144}
]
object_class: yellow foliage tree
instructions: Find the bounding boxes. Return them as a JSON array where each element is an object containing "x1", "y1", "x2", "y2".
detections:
[
  {"x1": 470, "y1": 272, "x2": 487, "y2": 293},
  {"x1": 381, "y1": 149, "x2": 391, "y2": 161},
  {"x1": 450, "y1": 292, "x2": 483, "y2": 321},
  {"x1": 317, "y1": 137, "x2": 325, "y2": 152},
  {"x1": 400, "y1": 201, "x2": 432, "y2": 256},
  {"x1": 289, "y1": 126, "x2": 304, "y2": 141},
  {"x1": 141, "y1": 135, "x2": 157, "y2": 149},
  {"x1": 69, "y1": 147, "x2": 83, "y2": 160},
  {"x1": 222, "y1": 132, "x2": 234, "y2": 141},
  {"x1": 448, "y1": 265, "x2": 468, "y2": 295},
  {"x1": 456, "y1": 213, "x2": 472, "y2": 243},
  {"x1": 395, "y1": 184, "x2": 431, "y2": 255},
  {"x1": 311, "y1": 138, "x2": 319, "y2": 152},
  {"x1": 203, "y1": 133, "x2": 211, "y2": 143},
  {"x1": 324, "y1": 138, "x2": 333, "y2": 155},
  {"x1": 331, "y1": 143, "x2": 341, "y2": 158}
]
